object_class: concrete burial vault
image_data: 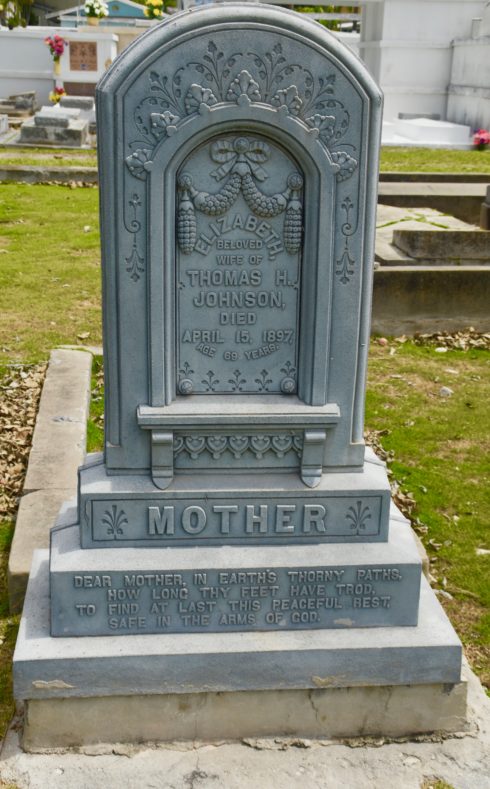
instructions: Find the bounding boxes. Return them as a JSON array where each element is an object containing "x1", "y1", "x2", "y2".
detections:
[{"x1": 13, "y1": 5, "x2": 466, "y2": 749}]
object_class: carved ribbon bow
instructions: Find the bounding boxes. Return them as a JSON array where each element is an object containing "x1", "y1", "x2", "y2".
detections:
[{"x1": 210, "y1": 137, "x2": 270, "y2": 182}]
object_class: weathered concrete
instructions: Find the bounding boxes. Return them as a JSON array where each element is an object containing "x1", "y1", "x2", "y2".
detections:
[
  {"x1": 23, "y1": 349, "x2": 91, "y2": 494},
  {"x1": 393, "y1": 228, "x2": 490, "y2": 263},
  {"x1": 372, "y1": 266, "x2": 490, "y2": 335},
  {"x1": 8, "y1": 490, "x2": 75, "y2": 615},
  {"x1": 378, "y1": 182, "x2": 487, "y2": 224},
  {"x1": 21, "y1": 680, "x2": 467, "y2": 750},
  {"x1": 375, "y1": 204, "x2": 478, "y2": 266},
  {"x1": 0, "y1": 165, "x2": 98, "y2": 184},
  {"x1": 8, "y1": 350, "x2": 92, "y2": 613},
  {"x1": 1, "y1": 659, "x2": 488, "y2": 788}
]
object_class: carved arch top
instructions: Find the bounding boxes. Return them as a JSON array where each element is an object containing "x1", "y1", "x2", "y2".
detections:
[{"x1": 125, "y1": 39, "x2": 358, "y2": 184}]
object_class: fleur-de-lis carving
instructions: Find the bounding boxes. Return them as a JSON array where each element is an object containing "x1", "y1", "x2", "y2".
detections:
[
  {"x1": 228, "y1": 369, "x2": 246, "y2": 392},
  {"x1": 125, "y1": 243, "x2": 144, "y2": 282},
  {"x1": 336, "y1": 239, "x2": 355, "y2": 284},
  {"x1": 201, "y1": 370, "x2": 220, "y2": 392},
  {"x1": 254, "y1": 369, "x2": 273, "y2": 392},
  {"x1": 102, "y1": 505, "x2": 128, "y2": 539},
  {"x1": 345, "y1": 501, "x2": 372, "y2": 534}
]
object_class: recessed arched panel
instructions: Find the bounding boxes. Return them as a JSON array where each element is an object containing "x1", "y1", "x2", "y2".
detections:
[{"x1": 175, "y1": 133, "x2": 304, "y2": 397}]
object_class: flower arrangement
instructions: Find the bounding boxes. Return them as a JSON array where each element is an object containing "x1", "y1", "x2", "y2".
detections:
[
  {"x1": 144, "y1": 0, "x2": 164, "y2": 19},
  {"x1": 44, "y1": 34, "x2": 68, "y2": 62},
  {"x1": 84, "y1": 0, "x2": 109, "y2": 18},
  {"x1": 49, "y1": 87, "x2": 66, "y2": 104},
  {"x1": 473, "y1": 129, "x2": 490, "y2": 150}
]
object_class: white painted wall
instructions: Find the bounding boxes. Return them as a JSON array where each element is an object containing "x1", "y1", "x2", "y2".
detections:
[
  {"x1": 360, "y1": 0, "x2": 487, "y2": 122},
  {"x1": 0, "y1": 26, "x2": 117, "y2": 107},
  {"x1": 447, "y1": 4, "x2": 490, "y2": 129}
]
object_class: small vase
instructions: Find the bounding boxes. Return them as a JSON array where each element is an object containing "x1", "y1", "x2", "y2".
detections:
[
  {"x1": 54, "y1": 59, "x2": 61, "y2": 76},
  {"x1": 87, "y1": 16, "x2": 99, "y2": 25}
]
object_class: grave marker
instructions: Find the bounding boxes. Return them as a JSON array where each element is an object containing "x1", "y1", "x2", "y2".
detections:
[{"x1": 14, "y1": 5, "x2": 465, "y2": 746}]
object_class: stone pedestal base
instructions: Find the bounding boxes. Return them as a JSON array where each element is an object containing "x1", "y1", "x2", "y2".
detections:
[
  {"x1": 22, "y1": 680, "x2": 468, "y2": 751},
  {"x1": 14, "y1": 552, "x2": 465, "y2": 749}
]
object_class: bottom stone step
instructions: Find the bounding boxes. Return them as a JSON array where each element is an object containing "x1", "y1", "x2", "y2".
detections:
[
  {"x1": 49, "y1": 515, "x2": 422, "y2": 636},
  {"x1": 14, "y1": 551, "x2": 465, "y2": 747}
]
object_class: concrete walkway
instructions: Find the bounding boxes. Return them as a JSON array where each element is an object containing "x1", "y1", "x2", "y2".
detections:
[{"x1": 1, "y1": 659, "x2": 489, "y2": 789}]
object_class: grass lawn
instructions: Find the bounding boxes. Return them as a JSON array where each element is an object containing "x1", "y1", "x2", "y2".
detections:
[
  {"x1": 0, "y1": 183, "x2": 101, "y2": 373},
  {"x1": 0, "y1": 148, "x2": 97, "y2": 170},
  {"x1": 1, "y1": 145, "x2": 489, "y2": 173},
  {"x1": 0, "y1": 182, "x2": 489, "y2": 741},
  {"x1": 379, "y1": 146, "x2": 490, "y2": 173}
]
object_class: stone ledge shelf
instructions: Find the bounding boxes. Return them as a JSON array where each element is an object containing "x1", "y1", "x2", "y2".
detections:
[
  {"x1": 137, "y1": 401, "x2": 340, "y2": 489},
  {"x1": 137, "y1": 399, "x2": 341, "y2": 427}
]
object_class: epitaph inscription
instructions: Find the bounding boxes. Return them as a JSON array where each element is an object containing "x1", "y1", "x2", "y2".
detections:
[
  {"x1": 51, "y1": 562, "x2": 420, "y2": 636},
  {"x1": 177, "y1": 135, "x2": 302, "y2": 395},
  {"x1": 88, "y1": 494, "x2": 385, "y2": 545}
]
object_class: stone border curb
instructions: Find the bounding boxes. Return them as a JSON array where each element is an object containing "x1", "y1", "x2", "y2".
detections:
[
  {"x1": 8, "y1": 348, "x2": 92, "y2": 614},
  {"x1": 0, "y1": 165, "x2": 98, "y2": 184}
]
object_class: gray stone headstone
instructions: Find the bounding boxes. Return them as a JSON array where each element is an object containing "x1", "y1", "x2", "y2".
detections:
[
  {"x1": 0, "y1": 114, "x2": 8, "y2": 135},
  {"x1": 46, "y1": 4, "x2": 421, "y2": 638},
  {"x1": 14, "y1": 8, "x2": 465, "y2": 744}
]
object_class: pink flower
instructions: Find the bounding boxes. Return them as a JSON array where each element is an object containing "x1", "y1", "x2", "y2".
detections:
[{"x1": 473, "y1": 129, "x2": 490, "y2": 147}]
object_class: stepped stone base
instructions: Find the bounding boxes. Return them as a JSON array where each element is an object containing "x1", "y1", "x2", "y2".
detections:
[
  {"x1": 22, "y1": 680, "x2": 468, "y2": 750},
  {"x1": 49, "y1": 512, "x2": 422, "y2": 636},
  {"x1": 14, "y1": 552, "x2": 465, "y2": 748}
]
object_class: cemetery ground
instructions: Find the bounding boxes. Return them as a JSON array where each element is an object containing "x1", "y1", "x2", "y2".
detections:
[
  {"x1": 0, "y1": 181, "x2": 489, "y2": 748},
  {"x1": 0, "y1": 146, "x2": 490, "y2": 174}
]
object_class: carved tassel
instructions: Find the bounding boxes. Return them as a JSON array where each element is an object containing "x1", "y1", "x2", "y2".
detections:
[
  {"x1": 177, "y1": 173, "x2": 197, "y2": 253},
  {"x1": 284, "y1": 172, "x2": 303, "y2": 254}
]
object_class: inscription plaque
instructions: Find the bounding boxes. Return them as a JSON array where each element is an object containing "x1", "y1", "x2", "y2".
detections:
[
  {"x1": 88, "y1": 494, "x2": 386, "y2": 545},
  {"x1": 69, "y1": 41, "x2": 98, "y2": 72},
  {"x1": 52, "y1": 562, "x2": 420, "y2": 636},
  {"x1": 176, "y1": 135, "x2": 303, "y2": 395}
]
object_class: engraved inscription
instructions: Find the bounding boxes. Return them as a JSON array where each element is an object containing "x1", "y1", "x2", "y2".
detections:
[
  {"x1": 54, "y1": 564, "x2": 414, "y2": 636},
  {"x1": 176, "y1": 135, "x2": 302, "y2": 394},
  {"x1": 90, "y1": 495, "x2": 384, "y2": 544}
]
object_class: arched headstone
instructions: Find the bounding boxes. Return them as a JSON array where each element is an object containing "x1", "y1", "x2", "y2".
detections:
[{"x1": 15, "y1": 6, "x2": 464, "y2": 748}]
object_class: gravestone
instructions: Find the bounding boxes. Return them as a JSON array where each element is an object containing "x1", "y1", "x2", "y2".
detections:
[
  {"x1": 14, "y1": 4, "x2": 465, "y2": 748},
  {"x1": 19, "y1": 105, "x2": 89, "y2": 147}
]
